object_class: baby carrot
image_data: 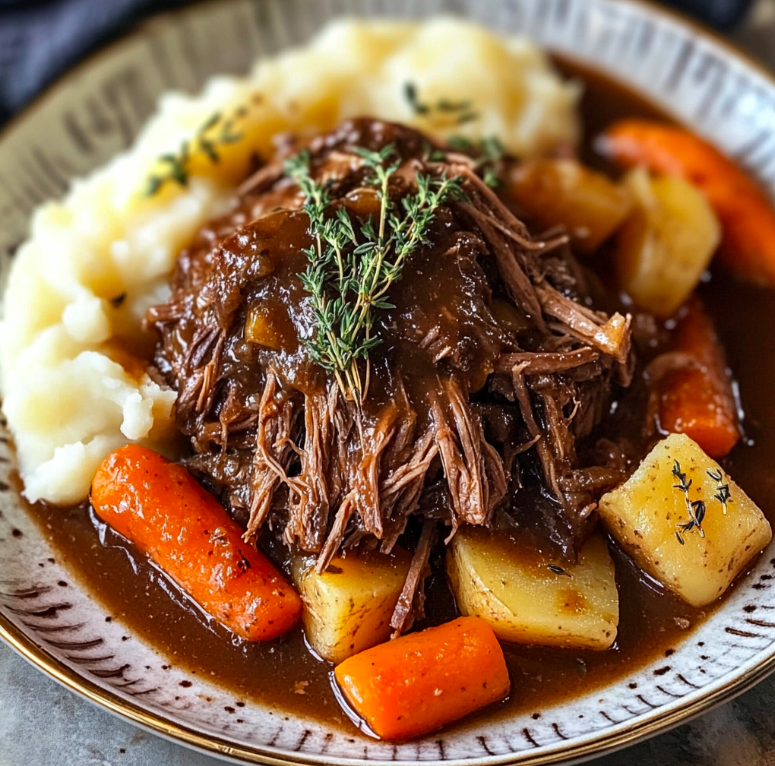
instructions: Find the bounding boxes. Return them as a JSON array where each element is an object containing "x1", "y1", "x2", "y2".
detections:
[
  {"x1": 91, "y1": 444, "x2": 301, "y2": 641},
  {"x1": 600, "y1": 119, "x2": 775, "y2": 287},
  {"x1": 334, "y1": 616, "x2": 510, "y2": 741},
  {"x1": 659, "y1": 297, "x2": 741, "y2": 459}
]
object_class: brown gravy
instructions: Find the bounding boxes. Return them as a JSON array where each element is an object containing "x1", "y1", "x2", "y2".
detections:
[{"x1": 23, "y1": 60, "x2": 775, "y2": 731}]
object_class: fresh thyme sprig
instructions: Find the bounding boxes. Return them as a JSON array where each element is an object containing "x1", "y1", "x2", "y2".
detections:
[
  {"x1": 448, "y1": 135, "x2": 506, "y2": 161},
  {"x1": 404, "y1": 82, "x2": 479, "y2": 125},
  {"x1": 673, "y1": 459, "x2": 706, "y2": 545},
  {"x1": 285, "y1": 145, "x2": 467, "y2": 401},
  {"x1": 447, "y1": 135, "x2": 507, "y2": 188},
  {"x1": 145, "y1": 110, "x2": 243, "y2": 197},
  {"x1": 707, "y1": 469, "x2": 732, "y2": 515}
]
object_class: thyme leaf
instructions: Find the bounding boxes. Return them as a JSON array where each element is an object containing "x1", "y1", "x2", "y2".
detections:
[
  {"x1": 448, "y1": 135, "x2": 507, "y2": 188},
  {"x1": 482, "y1": 166, "x2": 501, "y2": 189},
  {"x1": 285, "y1": 145, "x2": 467, "y2": 401},
  {"x1": 403, "y1": 81, "x2": 479, "y2": 125},
  {"x1": 708, "y1": 468, "x2": 732, "y2": 514},
  {"x1": 672, "y1": 459, "x2": 705, "y2": 540},
  {"x1": 145, "y1": 110, "x2": 245, "y2": 197}
]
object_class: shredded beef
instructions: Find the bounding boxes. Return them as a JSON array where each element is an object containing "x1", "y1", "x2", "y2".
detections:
[{"x1": 148, "y1": 118, "x2": 634, "y2": 629}]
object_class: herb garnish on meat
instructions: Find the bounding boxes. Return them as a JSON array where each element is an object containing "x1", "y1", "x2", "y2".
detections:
[
  {"x1": 447, "y1": 135, "x2": 507, "y2": 188},
  {"x1": 285, "y1": 144, "x2": 467, "y2": 401}
]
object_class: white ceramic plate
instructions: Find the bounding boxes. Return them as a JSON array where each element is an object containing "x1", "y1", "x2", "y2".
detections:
[{"x1": 3, "y1": 1, "x2": 775, "y2": 764}]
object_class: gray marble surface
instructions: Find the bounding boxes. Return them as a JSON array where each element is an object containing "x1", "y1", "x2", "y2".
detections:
[{"x1": 5, "y1": 2, "x2": 775, "y2": 765}]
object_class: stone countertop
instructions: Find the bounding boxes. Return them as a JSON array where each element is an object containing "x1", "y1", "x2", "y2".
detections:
[{"x1": 4, "y1": 2, "x2": 775, "y2": 764}]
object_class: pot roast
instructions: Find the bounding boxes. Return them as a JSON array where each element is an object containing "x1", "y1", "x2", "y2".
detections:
[{"x1": 148, "y1": 118, "x2": 634, "y2": 629}]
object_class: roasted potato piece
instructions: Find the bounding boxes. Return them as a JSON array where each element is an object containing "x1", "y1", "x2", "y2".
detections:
[
  {"x1": 291, "y1": 548, "x2": 411, "y2": 663},
  {"x1": 598, "y1": 433, "x2": 772, "y2": 607},
  {"x1": 447, "y1": 529, "x2": 618, "y2": 650},
  {"x1": 602, "y1": 119, "x2": 775, "y2": 287},
  {"x1": 507, "y1": 159, "x2": 633, "y2": 253},
  {"x1": 615, "y1": 169, "x2": 720, "y2": 318}
]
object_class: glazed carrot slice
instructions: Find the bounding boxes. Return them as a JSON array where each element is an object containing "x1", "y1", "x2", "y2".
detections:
[
  {"x1": 600, "y1": 119, "x2": 775, "y2": 287},
  {"x1": 91, "y1": 444, "x2": 301, "y2": 641},
  {"x1": 659, "y1": 297, "x2": 741, "y2": 459},
  {"x1": 334, "y1": 616, "x2": 510, "y2": 741}
]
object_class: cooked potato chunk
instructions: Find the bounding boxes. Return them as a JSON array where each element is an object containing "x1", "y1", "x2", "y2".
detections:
[
  {"x1": 291, "y1": 548, "x2": 410, "y2": 663},
  {"x1": 598, "y1": 433, "x2": 772, "y2": 607},
  {"x1": 507, "y1": 159, "x2": 633, "y2": 253},
  {"x1": 615, "y1": 168, "x2": 720, "y2": 318},
  {"x1": 447, "y1": 529, "x2": 618, "y2": 650}
]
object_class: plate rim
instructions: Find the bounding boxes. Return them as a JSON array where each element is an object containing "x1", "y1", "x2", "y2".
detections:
[
  {"x1": 2, "y1": 0, "x2": 775, "y2": 764},
  {"x1": 5, "y1": 594, "x2": 775, "y2": 766}
]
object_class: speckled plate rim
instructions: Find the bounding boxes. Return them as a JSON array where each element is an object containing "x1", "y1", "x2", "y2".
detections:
[
  {"x1": 2, "y1": 1, "x2": 775, "y2": 765},
  {"x1": 4, "y1": 604, "x2": 775, "y2": 766}
]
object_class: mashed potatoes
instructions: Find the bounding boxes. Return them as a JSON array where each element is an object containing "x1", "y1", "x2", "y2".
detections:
[{"x1": 0, "y1": 17, "x2": 580, "y2": 505}]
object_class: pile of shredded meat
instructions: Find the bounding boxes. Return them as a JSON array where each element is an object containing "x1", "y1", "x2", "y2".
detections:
[{"x1": 148, "y1": 118, "x2": 634, "y2": 632}]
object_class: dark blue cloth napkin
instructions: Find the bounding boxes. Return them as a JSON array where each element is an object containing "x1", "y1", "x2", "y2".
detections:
[
  {"x1": 0, "y1": 0, "x2": 186, "y2": 124},
  {"x1": 0, "y1": 0, "x2": 755, "y2": 126}
]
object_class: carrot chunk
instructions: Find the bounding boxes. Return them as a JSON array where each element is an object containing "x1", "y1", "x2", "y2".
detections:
[
  {"x1": 334, "y1": 616, "x2": 510, "y2": 741},
  {"x1": 658, "y1": 298, "x2": 741, "y2": 459},
  {"x1": 600, "y1": 119, "x2": 775, "y2": 287},
  {"x1": 91, "y1": 444, "x2": 301, "y2": 641}
]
